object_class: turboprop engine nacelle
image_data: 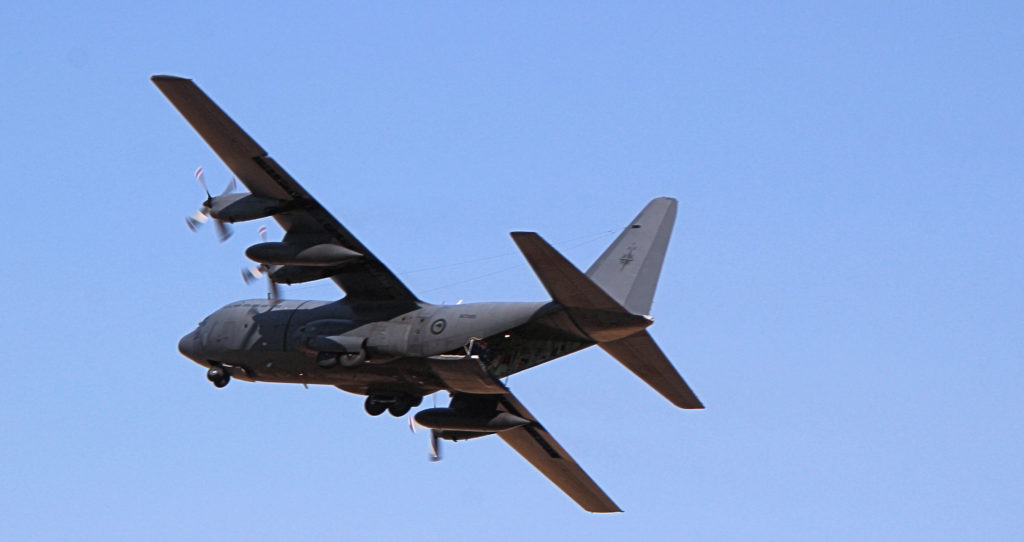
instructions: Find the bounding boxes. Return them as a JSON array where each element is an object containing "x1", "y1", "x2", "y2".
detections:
[
  {"x1": 208, "y1": 193, "x2": 288, "y2": 222},
  {"x1": 246, "y1": 242, "x2": 362, "y2": 267},
  {"x1": 413, "y1": 408, "x2": 531, "y2": 433},
  {"x1": 269, "y1": 265, "x2": 342, "y2": 285}
]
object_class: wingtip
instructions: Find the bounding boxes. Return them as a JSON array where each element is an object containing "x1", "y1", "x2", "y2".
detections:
[
  {"x1": 584, "y1": 502, "x2": 623, "y2": 513},
  {"x1": 509, "y1": 231, "x2": 541, "y2": 245},
  {"x1": 671, "y1": 393, "x2": 705, "y2": 410},
  {"x1": 151, "y1": 74, "x2": 191, "y2": 83},
  {"x1": 561, "y1": 492, "x2": 622, "y2": 514}
]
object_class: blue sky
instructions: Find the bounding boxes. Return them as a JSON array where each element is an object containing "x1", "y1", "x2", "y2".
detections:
[{"x1": 2, "y1": 2, "x2": 1021, "y2": 540}]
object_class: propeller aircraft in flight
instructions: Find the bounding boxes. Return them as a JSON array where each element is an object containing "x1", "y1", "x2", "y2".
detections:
[{"x1": 154, "y1": 75, "x2": 703, "y2": 513}]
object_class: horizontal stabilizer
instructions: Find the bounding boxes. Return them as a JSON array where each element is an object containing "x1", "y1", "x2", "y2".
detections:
[
  {"x1": 510, "y1": 232, "x2": 623, "y2": 312},
  {"x1": 512, "y1": 231, "x2": 702, "y2": 409},
  {"x1": 600, "y1": 331, "x2": 703, "y2": 409}
]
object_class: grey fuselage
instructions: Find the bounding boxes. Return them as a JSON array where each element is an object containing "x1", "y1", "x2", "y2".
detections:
[{"x1": 178, "y1": 298, "x2": 595, "y2": 398}]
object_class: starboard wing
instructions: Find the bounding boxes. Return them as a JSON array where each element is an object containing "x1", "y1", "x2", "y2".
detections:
[
  {"x1": 152, "y1": 75, "x2": 417, "y2": 303},
  {"x1": 428, "y1": 356, "x2": 620, "y2": 512},
  {"x1": 495, "y1": 391, "x2": 622, "y2": 513}
]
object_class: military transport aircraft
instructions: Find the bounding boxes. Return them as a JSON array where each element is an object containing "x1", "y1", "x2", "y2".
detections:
[{"x1": 155, "y1": 75, "x2": 703, "y2": 513}]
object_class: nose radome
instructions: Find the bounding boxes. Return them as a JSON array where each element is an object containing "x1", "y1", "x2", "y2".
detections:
[{"x1": 178, "y1": 329, "x2": 202, "y2": 361}]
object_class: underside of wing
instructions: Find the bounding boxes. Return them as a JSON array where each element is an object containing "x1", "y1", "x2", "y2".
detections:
[
  {"x1": 152, "y1": 75, "x2": 417, "y2": 303},
  {"x1": 423, "y1": 356, "x2": 620, "y2": 512},
  {"x1": 496, "y1": 392, "x2": 622, "y2": 513}
]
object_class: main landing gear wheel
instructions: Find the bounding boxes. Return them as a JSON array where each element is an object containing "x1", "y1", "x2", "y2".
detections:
[
  {"x1": 388, "y1": 401, "x2": 412, "y2": 417},
  {"x1": 364, "y1": 394, "x2": 422, "y2": 417},
  {"x1": 207, "y1": 366, "x2": 230, "y2": 388},
  {"x1": 386, "y1": 395, "x2": 423, "y2": 417},
  {"x1": 364, "y1": 396, "x2": 387, "y2": 416}
]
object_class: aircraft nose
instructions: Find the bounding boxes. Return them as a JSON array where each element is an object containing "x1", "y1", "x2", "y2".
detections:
[{"x1": 178, "y1": 329, "x2": 203, "y2": 362}]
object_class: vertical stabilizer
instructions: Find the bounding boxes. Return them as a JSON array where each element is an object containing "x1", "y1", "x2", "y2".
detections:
[{"x1": 585, "y1": 197, "x2": 677, "y2": 315}]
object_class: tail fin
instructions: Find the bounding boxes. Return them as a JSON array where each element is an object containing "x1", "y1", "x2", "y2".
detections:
[
  {"x1": 586, "y1": 197, "x2": 676, "y2": 316},
  {"x1": 510, "y1": 203, "x2": 703, "y2": 410}
]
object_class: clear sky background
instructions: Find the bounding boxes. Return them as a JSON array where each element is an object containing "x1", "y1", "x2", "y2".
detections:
[{"x1": 2, "y1": 2, "x2": 1021, "y2": 540}]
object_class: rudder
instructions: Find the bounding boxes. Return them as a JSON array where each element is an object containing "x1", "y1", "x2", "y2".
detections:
[{"x1": 585, "y1": 197, "x2": 677, "y2": 315}]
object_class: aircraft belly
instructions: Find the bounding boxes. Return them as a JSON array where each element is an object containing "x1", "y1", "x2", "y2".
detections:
[{"x1": 221, "y1": 350, "x2": 444, "y2": 395}]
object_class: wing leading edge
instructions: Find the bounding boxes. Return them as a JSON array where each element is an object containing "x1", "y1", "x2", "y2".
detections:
[{"x1": 152, "y1": 75, "x2": 417, "y2": 303}]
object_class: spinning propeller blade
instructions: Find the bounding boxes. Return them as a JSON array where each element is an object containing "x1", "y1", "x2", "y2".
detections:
[
  {"x1": 408, "y1": 415, "x2": 442, "y2": 462},
  {"x1": 195, "y1": 166, "x2": 211, "y2": 198},
  {"x1": 214, "y1": 220, "x2": 233, "y2": 242},
  {"x1": 186, "y1": 166, "x2": 234, "y2": 242},
  {"x1": 241, "y1": 226, "x2": 279, "y2": 302},
  {"x1": 220, "y1": 177, "x2": 237, "y2": 196},
  {"x1": 429, "y1": 429, "x2": 442, "y2": 462},
  {"x1": 185, "y1": 210, "x2": 209, "y2": 232}
]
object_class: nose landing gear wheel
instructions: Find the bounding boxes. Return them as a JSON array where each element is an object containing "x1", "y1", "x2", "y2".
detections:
[{"x1": 207, "y1": 366, "x2": 230, "y2": 388}]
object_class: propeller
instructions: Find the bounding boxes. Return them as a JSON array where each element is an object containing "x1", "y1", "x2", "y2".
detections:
[
  {"x1": 186, "y1": 166, "x2": 236, "y2": 242},
  {"x1": 408, "y1": 415, "x2": 442, "y2": 462},
  {"x1": 242, "y1": 225, "x2": 280, "y2": 302}
]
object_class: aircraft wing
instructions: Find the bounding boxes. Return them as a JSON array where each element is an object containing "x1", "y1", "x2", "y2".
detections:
[
  {"x1": 152, "y1": 75, "x2": 417, "y2": 303},
  {"x1": 495, "y1": 391, "x2": 622, "y2": 513},
  {"x1": 430, "y1": 357, "x2": 620, "y2": 512}
]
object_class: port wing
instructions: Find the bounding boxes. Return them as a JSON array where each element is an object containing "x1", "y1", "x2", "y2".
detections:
[{"x1": 153, "y1": 75, "x2": 417, "y2": 303}]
